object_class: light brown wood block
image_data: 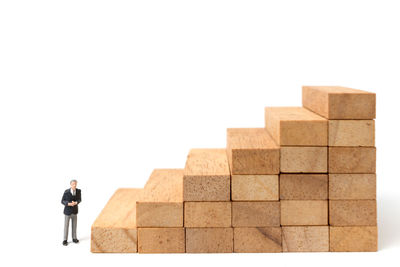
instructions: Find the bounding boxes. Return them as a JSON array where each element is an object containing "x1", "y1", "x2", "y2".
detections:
[
  {"x1": 265, "y1": 106, "x2": 328, "y2": 146},
  {"x1": 330, "y1": 226, "x2": 378, "y2": 252},
  {"x1": 186, "y1": 228, "x2": 233, "y2": 253},
  {"x1": 280, "y1": 147, "x2": 327, "y2": 173},
  {"x1": 280, "y1": 174, "x2": 328, "y2": 200},
  {"x1": 302, "y1": 86, "x2": 376, "y2": 119},
  {"x1": 226, "y1": 128, "x2": 280, "y2": 175},
  {"x1": 234, "y1": 227, "x2": 282, "y2": 253},
  {"x1": 329, "y1": 200, "x2": 377, "y2": 226},
  {"x1": 329, "y1": 174, "x2": 376, "y2": 200},
  {"x1": 281, "y1": 200, "x2": 328, "y2": 226},
  {"x1": 137, "y1": 228, "x2": 185, "y2": 253},
  {"x1": 184, "y1": 202, "x2": 231, "y2": 227},
  {"x1": 329, "y1": 120, "x2": 375, "y2": 147},
  {"x1": 232, "y1": 202, "x2": 280, "y2": 227},
  {"x1": 137, "y1": 169, "x2": 183, "y2": 227},
  {"x1": 91, "y1": 188, "x2": 142, "y2": 253},
  {"x1": 282, "y1": 226, "x2": 329, "y2": 252},
  {"x1": 183, "y1": 148, "x2": 230, "y2": 201},
  {"x1": 231, "y1": 175, "x2": 279, "y2": 201},
  {"x1": 329, "y1": 147, "x2": 376, "y2": 173}
]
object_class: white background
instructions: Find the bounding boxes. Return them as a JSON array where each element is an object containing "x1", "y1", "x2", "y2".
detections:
[{"x1": 1, "y1": 0, "x2": 399, "y2": 266}]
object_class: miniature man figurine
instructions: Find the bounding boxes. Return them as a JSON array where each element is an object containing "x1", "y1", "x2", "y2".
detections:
[{"x1": 61, "y1": 179, "x2": 81, "y2": 246}]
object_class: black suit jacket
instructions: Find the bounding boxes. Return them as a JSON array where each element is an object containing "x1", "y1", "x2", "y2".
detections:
[{"x1": 61, "y1": 188, "x2": 81, "y2": 215}]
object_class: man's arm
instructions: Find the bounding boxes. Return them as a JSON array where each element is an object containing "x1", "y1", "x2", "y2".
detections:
[
  {"x1": 61, "y1": 191, "x2": 68, "y2": 206},
  {"x1": 76, "y1": 190, "x2": 81, "y2": 204}
]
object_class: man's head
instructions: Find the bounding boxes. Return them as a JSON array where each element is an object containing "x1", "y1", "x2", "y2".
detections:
[{"x1": 70, "y1": 179, "x2": 77, "y2": 190}]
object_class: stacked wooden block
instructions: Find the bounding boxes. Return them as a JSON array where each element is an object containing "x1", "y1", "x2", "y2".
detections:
[{"x1": 91, "y1": 86, "x2": 377, "y2": 253}]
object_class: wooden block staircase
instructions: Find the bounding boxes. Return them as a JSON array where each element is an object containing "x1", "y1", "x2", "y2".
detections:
[{"x1": 91, "y1": 86, "x2": 377, "y2": 253}]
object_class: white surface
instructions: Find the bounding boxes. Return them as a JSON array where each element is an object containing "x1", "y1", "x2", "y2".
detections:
[{"x1": 1, "y1": 0, "x2": 399, "y2": 266}]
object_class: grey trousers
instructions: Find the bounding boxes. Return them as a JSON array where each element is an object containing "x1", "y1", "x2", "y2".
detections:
[{"x1": 64, "y1": 214, "x2": 77, "y2": 240}]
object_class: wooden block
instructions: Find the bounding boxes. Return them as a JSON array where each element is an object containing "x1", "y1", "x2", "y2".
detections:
[
  {"x1": 329, "y1": 200, "x2": 377, "y2": 226},
  {"x1": 265, "y1": 107, "x2": 328, "y2": 146},
  {"x1": 186, "y1": 228, "x2": 233, "y2": 253},
  {"x1": 137, "y1": 228, "x2": 185, "y2": 253},
  {"x1": 281, "y1": 200, "x2": 328, "y2": 226},
  {"x1": 232, "y1": 202, "x2": 280, "y2": 227},
  {"x1": 234, "y1": 227, "x2": 282, "y2": 253},
  {"x1": 183, "y1": 148, "x2": 230, "y2": 201},
  {"x1": 329, "y1": 147, "x2": 376, "y2": 173},
  {"x1": 184, "y1": 202, "x2": 231, "y2": 227},
  {"x1": 280, "y1": 174, "x2": 328, "y2": 200},
  {"x1": 329, "y1": 120, "x2": 375, "y2": 147},
  {"x1": 91, "y1": 188, "x2": 142, "y2": 253},
  {"x1": 330, "y1": 226, "x2": 378, "y2": 252},
  {"x1": 329, "y1": 174, "x2": 376, "y2": 200},
  {"x1": 226, "y1": 128, "x2": 279, "y2": 175},
  {"x1": 302, "y1": 86, "x2": 376, "y2": 119},
  {"x1": 231, "y1": 175, "x2": 279, "y2": 201},
  {"x1": 280, "y1": 147, "x2": 327, "y2": 173},
  {"x1": 137, "y1": 169, "x2": 183, "y2": 227},
  {"x1": 282, "y1": 226, "x2": 329, "y2": 252}
]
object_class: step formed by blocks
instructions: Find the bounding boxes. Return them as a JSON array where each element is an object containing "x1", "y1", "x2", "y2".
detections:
[
  {"x1": 138, "y1": 228, "x2": 185, "y2": 253},
  {"x1": 280, "y1": 200, "x2": 328, "y2": 226},
  {"x1": 186, "y1": 228, "x2": 233, "y2": 253},
  {"x1": 183, "y1": 148, "x2": 230, "y2": 201},
  {"x1": 234, "y1": 227, "x2": 282, "y2": 253},
  {"x1": 329, "y1": 200, "x2": 377, "y2": 226},
  {"x1": 226, "y1": 128, "x2": 279, "y2": 175},
  {"x1": 329, "y1": 120, "x2": 375, "y2": 147},
  {"x1": 329, "y1": 174, "x2": 376, "y2": 200},
  {"x1": 265, "y1": 107, "x2": 328, "y2": 146},
  {"x1": 232, "y1": 201, "x2": 280, "y2": 227},
  {"x1": 91, "y1": 188, "x2": 142, "y2": 253},
  {"x1": 302, "y1": 86, "x2": 376, "y2": 119},
  {"x1": 330, "y1": 226, "x2": 378, "y2": 252},
  {"x1": 329, "y1": 147, "x2": 376, "y2": 173},
  {"x1": 137, "y1": 169, "x2": 183, "y2": 227},
  {"x1": 280, "y1": 174, "x2": 328, "y2": 200},
  {"x1": 184, "y1": 202, "x2": 231, "y2": 227},
  {"x1": 231, "y1": 174, "x2": 279, "y2": 201},
  {"x1": 282, "y1": 226, "x2": 329, "y2": 252},
  {"x1": 280, "y1": 147, "x2": 328, "y2": 173}
]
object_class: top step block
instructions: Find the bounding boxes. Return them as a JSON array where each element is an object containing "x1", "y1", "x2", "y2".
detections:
[
  {"x1": 265, "y1": 107, "x2": 328, "y2": 146},
  {"x1": 302, "y1": 86, "x2": 376, "y2": 119},
  {"x1": 227, "y1": 128, "x2": 280, "y2": 175}
]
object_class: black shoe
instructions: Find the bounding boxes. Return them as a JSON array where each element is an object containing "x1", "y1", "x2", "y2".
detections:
[
  {"x1": 73, "y1": 239, "x2": 79, "y2": 243},
  {"x1": 63, "y1": 240, "x2": 68, "y2": 246}
]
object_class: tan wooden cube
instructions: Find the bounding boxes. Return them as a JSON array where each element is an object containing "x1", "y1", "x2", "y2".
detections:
[
  {"x1": 137, "y1": 169, "x2": 183, "y2": 227},
  {"x1": 280, "y1": 174, "x2": 328, "y2": 200},
  {"x1": 137, "y1": 228, "x2": 185, "y2": 253},
  {"x1": 184, "y1": 202, "x2": 231, "y2": 227},
  {"x1": 231, "y1": 175, "x2": 279, "y2": 201},
  {"x1": 226, "y1": 128, "x2": 280, "y2": 175},
  {"x1": 234, "y1": 227, "x2": 282, "y2": 253},
  {"x1": 330, "y1": 226, "x2": 378, "y2": 252},
  {"x1": 329, "y1": 120, "x2": 375, "y2": 147},
  {"x1": 282, "y1": 226, "x2": 329, "y2": 252},
  {"x1": 91, "y1": 188, "x2": 142, "y2": 253},
  {"x1": 186, "y1": 228, "x2": 233, "y2": 253},
  {"x1": 280, "y1": 147, "x2": 327, "y2": 173},
  {"x1": 329, "y1": 174, "x2": 376, "y2": 200},
  {"x1": 302, "y1": 86, "x2": 376, "y2": 119},
  {"x1": 183, "y1": 148, "x2": 230, "y2": 201},
  {"x1": 232, "y1": 202, "x2": 280, "y2": 227},
  {"x1": 281, "y1": 200, "x2": 328, "y2": 226},
  {"x1": 329, "y1": 200, "x2": 377, "y2": 226},
  {"x1": 265, "y1": 106, "x2": 328, "y2": 146},
  {"x1": 329, "y1": 147, "x2": 376, "y2": 173}
]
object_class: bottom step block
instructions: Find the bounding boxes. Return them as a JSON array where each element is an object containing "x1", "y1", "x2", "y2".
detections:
[
  {"x1": 234, "y1": 227, "x2": 282, "y2": 253},
  {"x1": 138, "y1": 228, "x2": 185, "y2": 253},
  {"x1": 91, "y1": 188, "x2": 143, "y2": 253},
  {"x1": 186, "y1": 228, "x2": 233, "y2": 253},
  {"x1": 282, "y1": 226, "x2": 329, "y2": 252},
  {"x1": 330, "y1": 226, "x2": 378, "y2": 252}
]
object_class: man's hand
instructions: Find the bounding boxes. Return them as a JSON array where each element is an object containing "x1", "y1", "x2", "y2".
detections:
[{"x1": 68, "y1": 202, "x2": 78, "y2": 206}]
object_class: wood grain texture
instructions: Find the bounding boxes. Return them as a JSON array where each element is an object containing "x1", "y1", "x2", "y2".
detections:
[
  {"x1": 183, "y1": 148, "x2": 230, "y2": 201},
  {"x1": 265, "y1": 106, "x2": 328, "y2": 146},
  {"x1": 137, "y1": 228, "x2": 185, "y2": 253},
  {"x1": 232, "y1": 202, "x2": 280, "y2": 227},
  {"x1": 186, "y1": 228, "x2": 233, "y2": 253},
  {"x1": 302, "y1": 86, "x2": 376, "y2": 119},
  {"x1": 280, "y1": 174, "x2": 328, "y2": 200},
  {"x1": 231, "y1": 175, "x2": 279, "y2": 201},
  {"x1": 330, "y1": 226, "x2": 378, "y2": 252},
  {"x1": 329, "y1": 147, "x2": 376, "y2": 173},
  {"x1": 234, "y1": 227, "x2": 282, "y2": 253},
  {"x1": 226, "y1": 128, "x2": 279, "y2": 175},
  {"x1": 282, "y1": 226, "x2": 329, "y2": 252},
  {"x1": 280, "y1": 200, "x2": 328, "y2": 226},
  {"x1": 329, "y1": 174, "x2": 376, "y2": 200},
  {"x1": 137, "y1": 169, "x2": 183, "y2": 227},
  {"x1": 91, "y1": 188, "x2": 142, "y2": 253},
  {"x1": 329, "y1": 120, "x2": 375, "y2": 147},
  {"x1": 329, "y1": 200, "x2": 377, "y2": 226},
  {"x1": 184, "y1": 202, "x2": 231, "y2": 227},
  {"x1": 280, "y1": 147, "x2": 327, "y2": 173}
]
